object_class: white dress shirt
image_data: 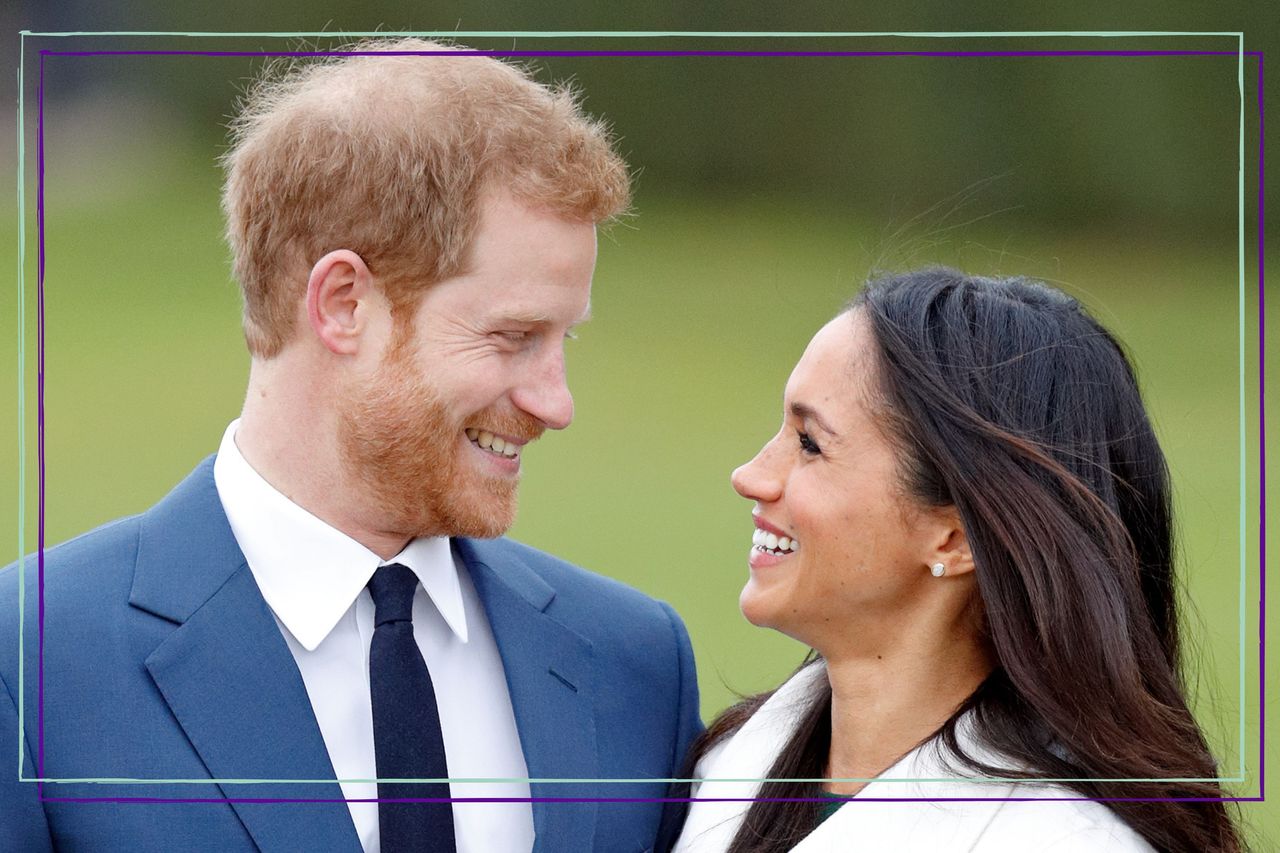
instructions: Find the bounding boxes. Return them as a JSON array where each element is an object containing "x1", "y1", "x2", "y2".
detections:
[{"x1": 213, "y1": 420, "x2": 534, "y2": 853}]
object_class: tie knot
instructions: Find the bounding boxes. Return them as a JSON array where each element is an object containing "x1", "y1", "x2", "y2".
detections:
[{"x1": 368, "y1": 563, "x2": 419, "y2": 626}]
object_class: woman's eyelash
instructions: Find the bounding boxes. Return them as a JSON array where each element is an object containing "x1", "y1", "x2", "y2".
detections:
[{"x1": 798, "y1": 431, "x2": 821, "y2": 455}]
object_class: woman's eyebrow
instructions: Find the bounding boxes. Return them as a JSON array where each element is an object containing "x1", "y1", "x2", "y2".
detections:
[{"x1": 789, "y1": 401, "x2": 838, "y2": 436}]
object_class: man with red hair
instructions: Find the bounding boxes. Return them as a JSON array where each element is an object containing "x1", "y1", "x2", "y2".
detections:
[{"x1": 1, "y1": 40, "x2": 701, "y2": 852}]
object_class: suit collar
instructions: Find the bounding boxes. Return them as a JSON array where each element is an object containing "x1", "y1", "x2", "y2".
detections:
[
  {"x1": 455, "y1": 537, "x2": 599, "y2": 852},
  {"x1": 130, "y1": 456, "x2": 362, "y2": 853},
  {"x1": 129, "y1": 455, "x2": 249, "y2": 623},
  {"x1": 455, "y1": 537, "x2": 557, "y2": 611}
]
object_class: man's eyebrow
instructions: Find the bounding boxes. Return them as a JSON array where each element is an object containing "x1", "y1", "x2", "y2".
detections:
[
  {"x1": 789, "y1": 401, "x2": 838, "y2": 436},
  {"x1": 497, "y1": 313, "x2": 552, "y2": 325},
  {"x1": 495, "y1": 304, "x2": 591, "y2": 327}
]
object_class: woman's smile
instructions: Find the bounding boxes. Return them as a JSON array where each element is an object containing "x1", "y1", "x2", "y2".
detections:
[{"x1": 749, "y1": 516, "x2": 800, "y2": 569}]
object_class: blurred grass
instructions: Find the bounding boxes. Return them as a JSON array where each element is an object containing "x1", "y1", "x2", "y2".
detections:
[{"x1": 1, "y1": 145, "x2": 1271, "y2": 845}]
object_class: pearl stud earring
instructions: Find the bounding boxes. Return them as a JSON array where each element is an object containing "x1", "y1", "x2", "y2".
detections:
[{"x1": 930, "y1": 562, "x2": 946, "y2": 577}]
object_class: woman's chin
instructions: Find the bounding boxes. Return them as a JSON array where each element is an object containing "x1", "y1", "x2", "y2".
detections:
[
  {"x1": 740, "y1": 581, "x2": 835, "y2": 652},
  {"x1": 739, "y1": 583, "x2": 767, "y2": 625},
  {"x1": 739, "y1": 582, "x2": 793, "y2": 634}
]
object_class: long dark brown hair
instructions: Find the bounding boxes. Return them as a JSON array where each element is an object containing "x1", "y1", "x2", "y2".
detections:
[{"x1": 667, "y1": 268, "x2": 1243, "y2": 852}]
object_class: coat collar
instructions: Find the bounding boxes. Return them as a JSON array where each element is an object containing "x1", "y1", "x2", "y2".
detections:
[
  {"x1": 453, "y1": 537, "x2": 600, "y2": 853},
  {"x1": 130, "y1": 456, "x2": 363, "y2": 853},
  {"x1": 129, "y1": 456, "x2": 253, "y2": 623},
  {"x1": 674, "y1": 661, "x2": 1023, "y2": 853}
]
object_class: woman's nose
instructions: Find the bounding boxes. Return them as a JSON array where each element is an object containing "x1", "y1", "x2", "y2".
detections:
[{"x1": 731, "y1": 442, "x2": 783, "y2": 504}]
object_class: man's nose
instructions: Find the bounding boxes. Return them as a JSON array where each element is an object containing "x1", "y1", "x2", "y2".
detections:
[{"x1": 511, "y1": 347, "x2": 574, "y2": 431}]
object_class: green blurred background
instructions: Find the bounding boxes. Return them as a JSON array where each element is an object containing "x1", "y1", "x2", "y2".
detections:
[{"x1": 2, "y1": 10, "x2": 1275, "y2": 849}]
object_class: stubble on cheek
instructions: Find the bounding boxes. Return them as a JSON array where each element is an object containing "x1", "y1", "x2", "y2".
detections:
[
  {"x1": 336, "y1": 352, "x2": 546, "y2": 540},
  {"x1": 336, "y1": 356, "x2": 501, "y2": 539}
]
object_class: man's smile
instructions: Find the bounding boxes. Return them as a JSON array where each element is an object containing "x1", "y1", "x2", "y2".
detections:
[{"x1": 465, "y1": 427, "x2": 523, "y2": 460}]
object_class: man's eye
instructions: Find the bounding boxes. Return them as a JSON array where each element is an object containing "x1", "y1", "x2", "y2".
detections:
[
  {"x1": 494, "y1": 331, "x2": 530, "y2": 343},
  {"x1": 798, "y1": 431, "x2": 821, "y2": 456}
]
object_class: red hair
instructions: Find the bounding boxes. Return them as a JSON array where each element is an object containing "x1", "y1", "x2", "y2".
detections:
[{"x1": 221, "y1": 38, "x2": 630, "y2": 357}]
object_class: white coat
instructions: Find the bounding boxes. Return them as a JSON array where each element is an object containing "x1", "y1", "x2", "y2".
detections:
[{"x1": 673, "y1": 661, "x2": 1155, "y2": 852}]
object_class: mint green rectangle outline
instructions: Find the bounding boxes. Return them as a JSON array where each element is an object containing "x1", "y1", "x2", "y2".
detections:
[
  {"x1": 1234, "y1": 32, "x2": 1248, "y2": 787},
  {"x1": 5, "y1": 774, "x2": 1252, "y2": 785},
  {"x1": 13, "y1": 29, "x2": 1253, "y2": 789},
  {"x1": 17, "y1": 30, "x2": 1250, "y2": 38},
  {"x1": 14, "y1": 29, "x2": 27, "y2": 786}
]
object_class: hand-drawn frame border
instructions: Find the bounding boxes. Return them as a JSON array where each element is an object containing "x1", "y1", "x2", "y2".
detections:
[{"x1": 12, "y1": 30, "x2": 1266, "y2": 806}]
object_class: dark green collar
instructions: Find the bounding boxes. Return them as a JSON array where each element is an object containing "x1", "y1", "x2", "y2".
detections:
[{"x1": 818, "y1": 790, "x2": 851, "y2": 823}]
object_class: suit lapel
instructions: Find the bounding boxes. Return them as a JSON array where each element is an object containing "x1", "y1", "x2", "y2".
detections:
[
  {"x1": 131, "y1": 458, "x2": 361, "y2": 853},
  {"x1": 456, "y1": 538, "x2": 599, "y2": 853}
]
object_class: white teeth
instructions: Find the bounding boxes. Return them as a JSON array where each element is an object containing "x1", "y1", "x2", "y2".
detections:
[
  {"x1": 752, "y1": 527, "x2": 799, "y2": 554},
  {"x1": 468, "y1": 428, "x2": 521, "y2": 459}
]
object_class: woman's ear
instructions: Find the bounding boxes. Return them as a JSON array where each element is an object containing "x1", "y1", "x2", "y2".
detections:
[{"x1": 925, "y1": 507, "x2": 976, "y2": 578}]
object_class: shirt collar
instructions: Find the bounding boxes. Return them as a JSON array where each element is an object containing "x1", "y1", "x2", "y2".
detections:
[{"x1": 212, "y1": 419, "x2": 469, "y2": 651}]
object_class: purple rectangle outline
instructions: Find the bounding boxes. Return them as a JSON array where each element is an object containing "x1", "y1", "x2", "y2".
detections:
[{"x1": 29, "y1": 45, "x2": 1266, "y2": 805}]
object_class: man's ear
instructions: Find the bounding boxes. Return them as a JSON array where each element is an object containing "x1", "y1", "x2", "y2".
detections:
[
  {"x1": 925, "y1": 506, "x2": 976, "y2": 578},
  {"x1": 305, "y1": 249, "x2": 379, "y2": 355}
]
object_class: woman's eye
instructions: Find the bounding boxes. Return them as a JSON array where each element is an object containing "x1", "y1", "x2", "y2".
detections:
[
  {"x1": 495, "y1": 330, "x2": 530, "y2": 343},
  {"x1": 798, "y1": 431, "x2": 821, "y2": 456}
]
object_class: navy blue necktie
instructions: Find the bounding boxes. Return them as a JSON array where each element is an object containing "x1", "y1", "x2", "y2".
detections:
[{"x1": 368, "y1": 563, "x2": 456, "y2": 852}]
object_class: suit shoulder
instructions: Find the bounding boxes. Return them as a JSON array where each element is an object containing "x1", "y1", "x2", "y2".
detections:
[{"x1": 0, "y1": 514, "x2": 142, "y2": 608}]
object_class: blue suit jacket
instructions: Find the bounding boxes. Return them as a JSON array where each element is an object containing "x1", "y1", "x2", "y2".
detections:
[{"x1": 0, "y1": 457, "x2": 702, "y2": 852}]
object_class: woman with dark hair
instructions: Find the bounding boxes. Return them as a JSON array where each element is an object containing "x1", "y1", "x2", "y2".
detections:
[{"x1": 668, "y1": 268, "x2": 1242, "y2": 852}]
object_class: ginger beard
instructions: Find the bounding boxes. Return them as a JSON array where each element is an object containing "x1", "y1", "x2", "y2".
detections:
[{"x1": 337, "y1": 341, "x2": 544, "y2": 540}]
